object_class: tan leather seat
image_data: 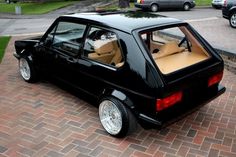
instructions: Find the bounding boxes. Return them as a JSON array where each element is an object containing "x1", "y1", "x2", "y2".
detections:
[
  {"x1": 110, "y1": 40, "x2": 123, "y2": 65},
  {"x1": 88, "y1": 40, "x2": 115, "y2": 64},
  {"x1": 152, "y1": 41, "x2": 185, "y2": 59}
]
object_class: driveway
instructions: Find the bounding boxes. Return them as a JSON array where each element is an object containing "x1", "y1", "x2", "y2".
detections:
[{"x1": 0, "y1": 37, "x2": 236, "y2": 157}]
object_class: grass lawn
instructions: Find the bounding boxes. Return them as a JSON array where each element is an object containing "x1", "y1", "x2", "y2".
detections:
[
  {"x1": 0, "y1": 1, "x2": 77, "y2": 15},
  {"x1": 196, "y1": 0, "x2": 212, "y2": 6},
  {"x1": 0, "y1": 36, "x2": 11, "y2": 63}
]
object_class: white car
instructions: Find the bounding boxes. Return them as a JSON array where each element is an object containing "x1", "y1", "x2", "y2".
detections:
[{"x1": 212, "y1": 0, "x2": 225, "y2": 8}]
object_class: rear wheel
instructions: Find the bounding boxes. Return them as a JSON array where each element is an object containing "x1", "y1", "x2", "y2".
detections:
[
  {"x1": 229, "y1": 12, "x2": 236, "y2": 28},
  {"x1": 98, "y1": 97, "x2": 137, "y2": 137},
  {"x1": 150, "y1": 4, "x2": 159, "y2": 12},
  {"x1": 183, "y1": 3, "x2": 190, "y2": 11},
  {"x1": 19, "y1": 57, "x2": 37, "y2": 83}
]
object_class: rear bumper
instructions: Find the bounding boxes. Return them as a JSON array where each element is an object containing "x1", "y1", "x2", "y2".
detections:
[
  {"x1": 139, "y1": 84, "x2": 226, "y2": 127},
  {"x1": 191, "y1": 2, "x2": 196, "y2": 8},
  {"x1": 212, "y1": 4, "x2": 223, "y2": 8}
]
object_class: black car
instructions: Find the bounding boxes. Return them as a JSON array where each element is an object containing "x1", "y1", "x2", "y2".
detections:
[
  {"x1": 222, "y1": 0, "x2": 236, "y2": 28},
  {"x1": 14, "y1": 11, "x2": 225, "y2": 137}
]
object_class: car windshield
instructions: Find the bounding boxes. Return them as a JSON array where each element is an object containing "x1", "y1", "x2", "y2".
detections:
[{"x1": 139, "y1": 25, "x2": 211, "y2": 74}]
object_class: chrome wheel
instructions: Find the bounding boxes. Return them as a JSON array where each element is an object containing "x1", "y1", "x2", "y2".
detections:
[
  {"x1": 99, "y1": 100, "x2": 122, "y2": 135},
  {"x1": 19, "y1": 58, "x2": 31, "y2": 81},
  {"x1": 151, "y1": 4, "x2": 158, "y2": 12},
  {"x1": 230, "y1": 13, "x2": 236, "y2": 28},
  {"x1": 183, "y1": 3, "x2": 190, "y2": 11}
]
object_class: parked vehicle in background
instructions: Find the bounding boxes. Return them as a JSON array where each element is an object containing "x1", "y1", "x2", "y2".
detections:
[
  {"x1": 222, "y1": 0, "x2": 236, "y2": 28},
  {"x1": 212, "y1": 0, "x2": 225, "y2": 9},
  {"x1": 135, "y1": 0, "x2": 196, "y2": 12}
]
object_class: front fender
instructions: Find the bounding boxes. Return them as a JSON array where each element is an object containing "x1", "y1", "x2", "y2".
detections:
[
  {"x1": 14, "y1": 39, "x2": 39, "y2": 57},
  {"x1": 229, "y1": 6, "x2": 236, "y2": 14}
]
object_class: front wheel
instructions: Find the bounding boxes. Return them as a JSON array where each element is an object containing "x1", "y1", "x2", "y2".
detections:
[
  {"x1": 229, "y1": 12, "x2": 236, "y2": 28},
  {"x1": 183, "y1": 3, "x2": 190, "y2": 11},
  {"x1": 19, "y1": 57, "x2": 38, "y2": 83},
  {"x1": 98, "y1": 97, "x2": 137, "y2": 137}
]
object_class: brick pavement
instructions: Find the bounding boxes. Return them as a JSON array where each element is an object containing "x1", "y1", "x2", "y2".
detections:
[{"x1": 0, "y1": 37, "x2": 236, "y2": 157}]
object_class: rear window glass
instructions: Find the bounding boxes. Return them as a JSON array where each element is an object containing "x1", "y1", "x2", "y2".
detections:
[{"x1": 140, "y1": 26, "x2": 211, "y2": 74}]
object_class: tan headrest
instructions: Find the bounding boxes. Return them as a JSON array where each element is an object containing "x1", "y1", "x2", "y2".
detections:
[
  {"x1": 154, "y1": 41, "x2": 185, "y2": 59},
  {"x1": 94, "y1": 40, "x2": 113, "y2": 55}
]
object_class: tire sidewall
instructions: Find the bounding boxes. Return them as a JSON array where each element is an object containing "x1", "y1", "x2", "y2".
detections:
[
  {"x1": 19, "y1": 56, "x2": 36, "y2": 83},
  {"x1": 99, "y1": 97, "x2": 130, "y2": 137},
  {"x1": 183, "y1": 3, "x2": 190, "y2": 11},
  {"x1": 151, "y1": 4, "x2": 158, "y2": 12}
]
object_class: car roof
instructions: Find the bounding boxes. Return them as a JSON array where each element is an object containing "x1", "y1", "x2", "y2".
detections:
[{"x1": 62, "y1": 11, "x2": 183, "y2": 33}]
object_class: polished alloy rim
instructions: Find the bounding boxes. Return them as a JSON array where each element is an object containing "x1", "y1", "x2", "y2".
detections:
[
  {"x1": 231, "y1": 14, "x2": 236, "y2": 27},
  {"x1": 99, "y1": 100, "x2": 122, "y2": 135},
  {"x1": 19, "y1": 58, "x2": 31, "y2": 80},
  {"x1": 184, "y1": 4, "x2": 189, "y2": 10}
]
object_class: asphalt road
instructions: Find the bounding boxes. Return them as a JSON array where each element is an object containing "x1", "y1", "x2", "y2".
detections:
[{"x1": 0, "y1": 7, "x2": 235, "y2": 53}]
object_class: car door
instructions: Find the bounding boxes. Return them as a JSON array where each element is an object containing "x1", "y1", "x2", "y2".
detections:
[
  {"x1": 37, "y1": 20, "x2": 87, "y2": 84},
  {"x1": 76, "y1": 26, "x2": 125, "y2": 96},
  {"x1": 157, "y1": 0, "x2": 171, "y2": 8},
  {"x1": 165, "y1": 0, "x2": 180, "y2": 8}
]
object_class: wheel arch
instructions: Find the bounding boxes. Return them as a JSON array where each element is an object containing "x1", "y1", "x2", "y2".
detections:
[
  {"x1": 229, "y1": 7, "x2": 236, "y2": 15},
  {"x1": 150, "y1": 2, "x2": 160, "y2": 8},
  {"x1": 16, "y1": 49, "x2": 34, "y2": 62},
  {"x1": 99, "y1": 88, "x2": 137, "y2": 113},
  {"x1": 183, "y1": 2, "x2": 191, "y2": 7}
]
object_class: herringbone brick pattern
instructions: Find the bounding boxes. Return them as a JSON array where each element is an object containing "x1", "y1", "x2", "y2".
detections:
[{"x1": 0, "y1": 37, "x2": 236, "y2": 157}]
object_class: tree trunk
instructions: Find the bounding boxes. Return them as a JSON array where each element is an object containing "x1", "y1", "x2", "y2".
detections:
[{"x1": 119, "y1": 0, "x2": 130, "y2": 8}]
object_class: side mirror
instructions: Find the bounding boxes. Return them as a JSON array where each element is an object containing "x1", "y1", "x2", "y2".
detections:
[{"x1": 44, "y1": 37, "x2": 53, "y2": 47}]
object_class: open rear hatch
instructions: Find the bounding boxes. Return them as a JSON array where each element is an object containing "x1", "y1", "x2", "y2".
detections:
[{"x1": 138, "y1": 23, "x2": 226, "y2": 125}]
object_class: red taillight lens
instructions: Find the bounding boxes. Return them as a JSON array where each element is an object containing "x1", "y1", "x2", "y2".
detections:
[
  {"x1": 156, "y1": 91, "x2": 183, "y2": 111},
  {"x1": 208, "y1": 71, "x2": 223, "y2": 87}
]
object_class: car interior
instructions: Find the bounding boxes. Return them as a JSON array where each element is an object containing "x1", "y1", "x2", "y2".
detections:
[
  {"x1": 85, "y1": 28, "x2": 124, "y2": 67},
  {"x1": 141, "y1": 26, "x2": 210, "y2": 74}
]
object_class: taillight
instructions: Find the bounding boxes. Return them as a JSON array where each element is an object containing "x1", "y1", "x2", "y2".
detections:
[
  {"x1": 208, "y1": 71, "x2": 223, "y2": 87},
  {"x1": 156, "y1": 91, "x2": 183, "y2": 111},
  {"x1": 223, "y1": 0, "x2": 227, "y2": 7}
]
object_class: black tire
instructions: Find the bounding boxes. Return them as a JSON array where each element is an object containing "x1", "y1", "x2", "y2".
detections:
[
  {"x1": 183, "y1": 3, "x2": 190, "y2": 11},
  {"x1": 98, "y1": 97, "x2": 137, "y2": 138},
  {"x1": 229, "y1": 12, "x2": 236, "y2": 28},
  {"x1": 150, "y1": 4, "x2": 159, "y2": 12},
  {"x1": 19, "y1": 56, "x2": 38, "y2": 83}
]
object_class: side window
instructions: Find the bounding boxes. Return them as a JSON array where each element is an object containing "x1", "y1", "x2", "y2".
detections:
[
  {"x1": 83, "y1": 27, "x2": 124, "y2": 67},
  {"x1": 51, "y1": 21, "x2": 86, "y2": 56}
]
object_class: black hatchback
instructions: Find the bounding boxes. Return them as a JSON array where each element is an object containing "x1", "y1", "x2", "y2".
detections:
[{"x1": 14, "y1": 11, "x2": 225, "y2": 137}]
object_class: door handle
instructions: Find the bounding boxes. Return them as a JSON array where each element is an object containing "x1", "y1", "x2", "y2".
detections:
[{"x1": 66, "y1": 57, "x2": 76, "y2": 63}]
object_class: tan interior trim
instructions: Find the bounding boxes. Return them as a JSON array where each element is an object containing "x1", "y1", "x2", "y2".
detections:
[{"x1": 155, "y1": 51, "x2": 209, "y2": 74}]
